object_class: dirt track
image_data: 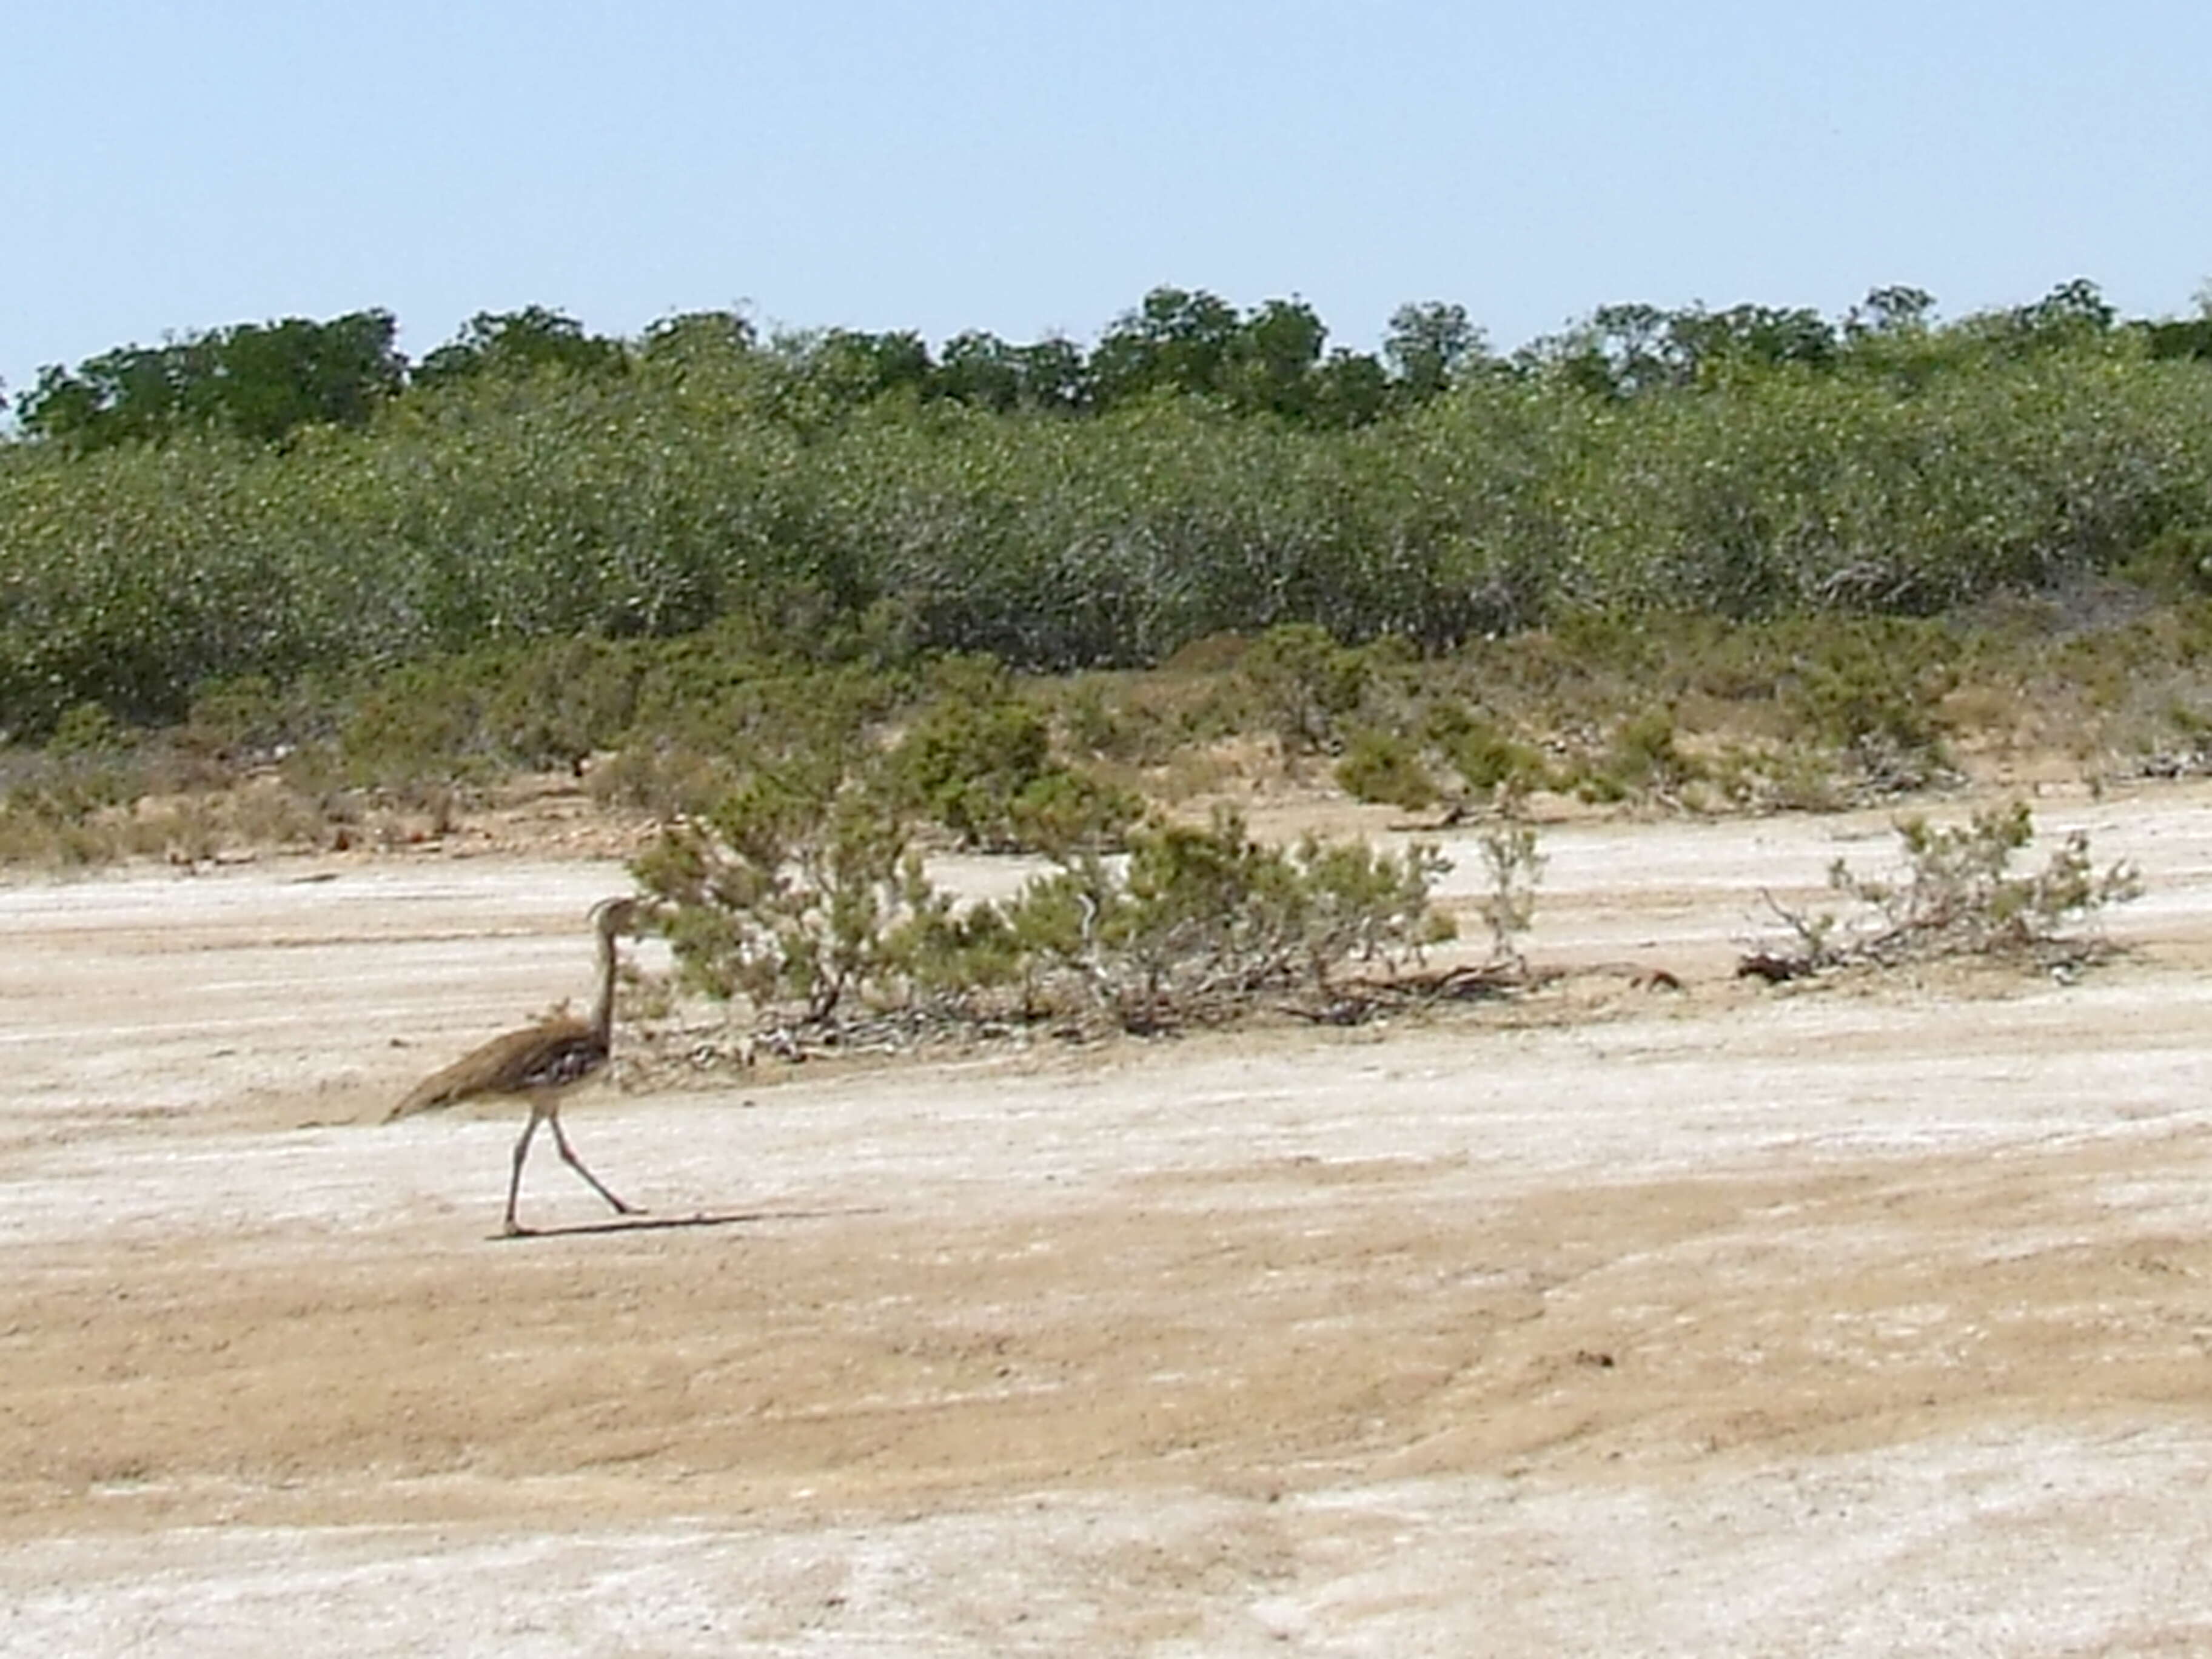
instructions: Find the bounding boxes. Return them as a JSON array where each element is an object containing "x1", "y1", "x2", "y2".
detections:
[{"x1": 7, "y1": 787, "x2": 2212, "y2": 1655}]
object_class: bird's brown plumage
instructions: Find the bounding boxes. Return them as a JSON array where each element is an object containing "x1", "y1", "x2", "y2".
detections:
[
  {"x1": 387, "y1": 1015, "x2": 607, "y2": 1117},
  {"x1": 389, "y1": 896, "x2": 643, "y2": 1234}
]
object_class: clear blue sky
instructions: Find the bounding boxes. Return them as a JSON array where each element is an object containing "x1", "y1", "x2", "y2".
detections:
[{"x1": 5, "y1": 0, "x2": 2208, "y2": 394}]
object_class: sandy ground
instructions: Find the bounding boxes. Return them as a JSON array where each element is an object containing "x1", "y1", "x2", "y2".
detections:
[{"x1": 7, "y1": 784, "x2": 2212, "y2": 1655}]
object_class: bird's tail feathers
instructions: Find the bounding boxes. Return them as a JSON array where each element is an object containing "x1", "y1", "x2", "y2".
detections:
[{"x1": 386, "y1": 1068, "x2": 467, "y2": 1122}]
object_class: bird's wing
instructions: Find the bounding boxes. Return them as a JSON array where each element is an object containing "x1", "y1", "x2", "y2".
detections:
[{"x1": 388, "y1": 1016, "x2": 602, "y2": 1119}]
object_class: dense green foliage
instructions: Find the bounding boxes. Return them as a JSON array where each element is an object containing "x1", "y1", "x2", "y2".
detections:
[
  {"x1": 7, "y1": 280, "x2": 2212, "y2": 736},
  {"x1": 15, "y1": 310, "x2": 407, "y2": 451}
]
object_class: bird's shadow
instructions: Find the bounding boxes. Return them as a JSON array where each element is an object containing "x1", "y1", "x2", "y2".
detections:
[{"x1": 494, "y1": 1204, "x2": 883, "y2": 1242}]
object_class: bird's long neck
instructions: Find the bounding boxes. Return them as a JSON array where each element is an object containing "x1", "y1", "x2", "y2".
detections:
[{"x1": 586, "y1": 915, "x2": 622, "y2": 1047}]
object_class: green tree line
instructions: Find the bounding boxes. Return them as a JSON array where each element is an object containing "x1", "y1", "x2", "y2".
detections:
[
  {"x1": 5, "y1": 280, "x2": 2212, "y2": 732},
  {"x1": 10, "y1": 290, "x2": 1484, "y2": 451}
]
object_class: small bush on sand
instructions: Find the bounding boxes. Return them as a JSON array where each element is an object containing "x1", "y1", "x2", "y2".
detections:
[
  {"x1": 1475, "y1": 813, "x2": 1546, "y2": 966},
  {"x1": 1745, "y1": 802, "x2": 2140, "y2": 979},
  {"x1": 1003, "y1": 810, "x2": 1457, "y2": 1032},
  {"x1": 637, "y1": 753, "x2": 1463, "y2": 1041}
]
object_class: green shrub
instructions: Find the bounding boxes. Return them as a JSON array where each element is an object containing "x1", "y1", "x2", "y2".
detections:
[
  {"x1": 1425, "y1": 703, "x2": 1549, "y2": 800},
  {"x1": 1755, "y1": 802, "x2": 2141, "y2": 973},
  {"x1": 891, "y1": 655, "x2": 1139, "y2": 851},
  {"x1": 890, "y1": 658, "x2": 1056, "y2": 847},
  {"x1": 1242, "y1": 623, "x2": 1370, "y2": 754},
  {"x1": 2120, "y1": 525, "x2": 2212, "y2": 599},
  {"x1": 1781, "y1": 628, "x2": 1953, "y2": 762},
  {"x1": 49, "y1": 702, "x2": 124, "y2": 758},
  {"x1": 1475, "y1": 816, "x2": 1545, "y2": 963},
  {"x1": 986, "y1": 809, "x2": 1458, "y2": 1030},
  {"x1": 183, "y1": 674, "x2": 327, "y2": 764},
  {"x1": 1335, "y1": 728, "x2": 1439, "y2": 811},
  {"x1": 634, "y1": 761, "x2": 916, "y2": 1021},
  {"x1": 1577, "y1": 706, "x2": 1700, "y2": 802},
  {"x1": 638, "y1": 780, "x2": 1460, "y2": 1036},
  {"x1": 1004, "y1": 768, "x2": 1144, "y2": 859}
]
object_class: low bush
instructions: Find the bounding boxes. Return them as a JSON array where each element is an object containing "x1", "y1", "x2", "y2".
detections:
[
  {"x1": 1474, "y1": 814, "x2": 1546, "y2": 965},
  {"x1": 1011, "y1": 811, "x2": 1456, "y2": 1031},
  {"x1": 890, "y1": 655, "x2": 1141, "y2": 853},
  {"x1": 635, "y1": 761, "x2": 919, "y2": 1021},
  {"x1": 1241, "y1": 623, "x2": 1371, "y2": 756},
  {"x1": 1334, "y1": 728, "x2": 1439, "y2": 812},
  {"x1": 1747, "y1": 802, "x2": 2141, "y2": 977},
  {"x1": 636, "y1": 771, "x2": 1463, "y2": 1040}
]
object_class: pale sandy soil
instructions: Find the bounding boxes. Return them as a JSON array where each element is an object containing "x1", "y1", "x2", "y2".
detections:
[{"x1": 7, "y1": 783, "x2": 2212, "y2": 1655}]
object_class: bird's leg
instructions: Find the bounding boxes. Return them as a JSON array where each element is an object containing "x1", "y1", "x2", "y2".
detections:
[
  {"x1": 548, "y1": 1110, "x2": 640, "y2": 1217},
  {"x1": 504, "y1": 1111, "x2": 543, "y2": 1237}
]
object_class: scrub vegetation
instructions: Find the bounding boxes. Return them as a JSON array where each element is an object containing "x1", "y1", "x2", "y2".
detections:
[{"x1": 0, "y1": 279, "x2": 2192, "y2": 1021}]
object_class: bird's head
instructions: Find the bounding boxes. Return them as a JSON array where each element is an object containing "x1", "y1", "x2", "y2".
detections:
[{"x1": 591, "y1": 895, "x2": 643, "y2": 937}]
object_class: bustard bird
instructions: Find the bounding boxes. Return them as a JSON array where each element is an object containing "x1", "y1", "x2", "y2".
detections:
[{"x1": 390, "y1": 895, "x2": 645, "y2": 1235}]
